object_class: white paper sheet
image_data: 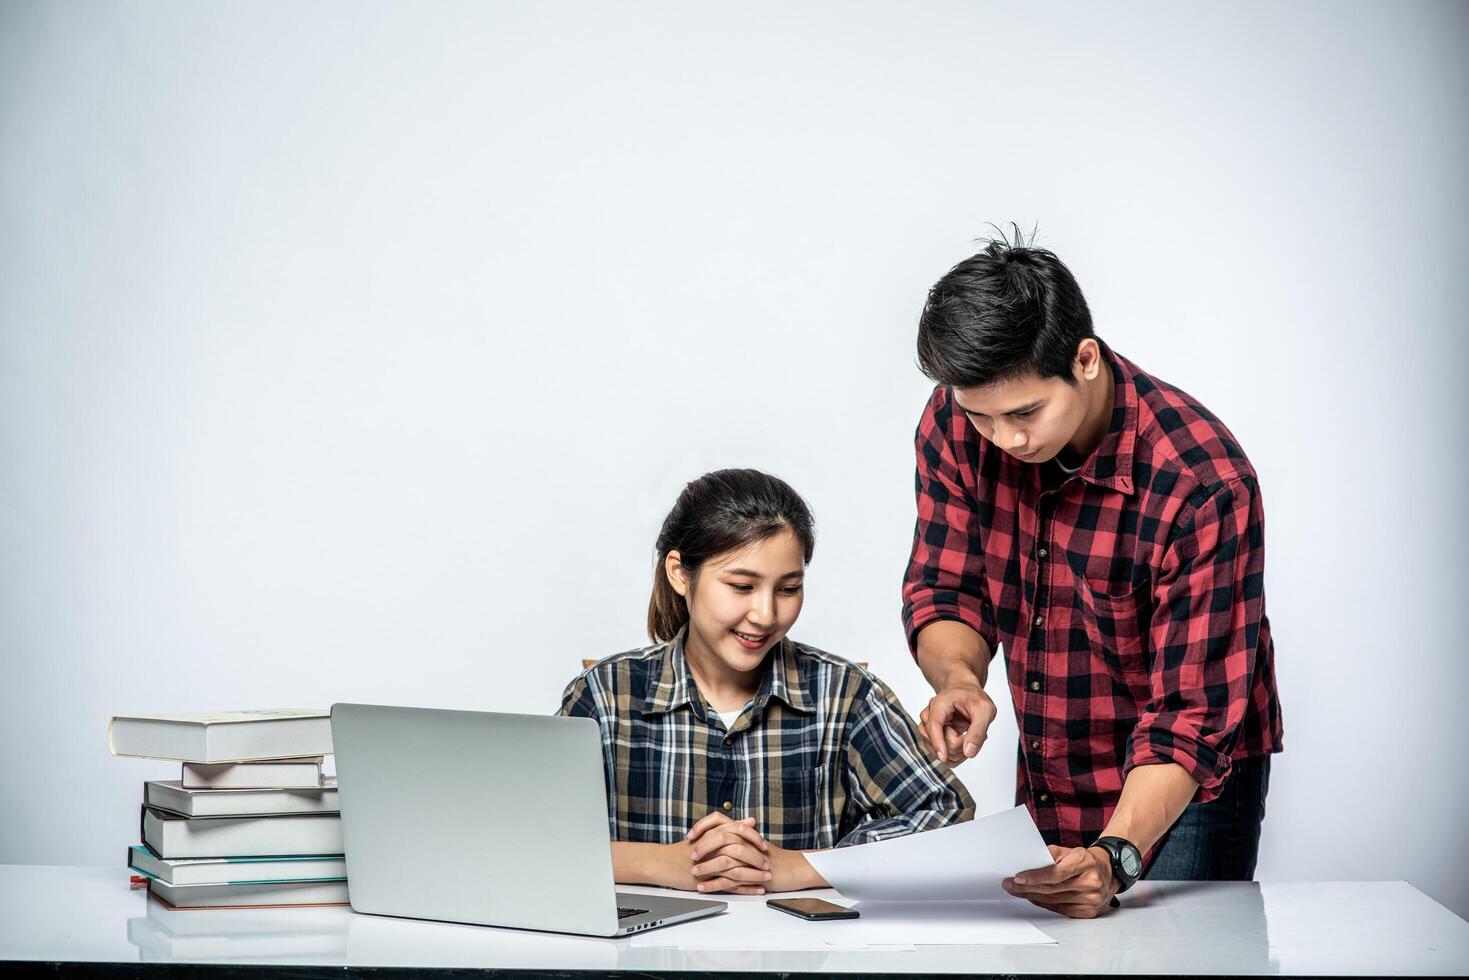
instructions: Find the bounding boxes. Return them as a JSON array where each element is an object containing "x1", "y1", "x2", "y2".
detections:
[
  {"x1": 805, "y1": 804, "x2": 1055, "y2": 902},
  {"x1": 632, "y1": 807, "x2": 1060, "y2": 951}
]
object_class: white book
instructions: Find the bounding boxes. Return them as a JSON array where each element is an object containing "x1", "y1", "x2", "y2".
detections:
[
  {"x1": 109, "y1": 709, "x2": 332, "y2": 763},
  {"x1": 142, "y1": 806, "x2": 343, "y2": 859},
  {"x1": 144, "y1": 779, "x2": 338, "y2": 818},
  {"x1": 128, "y1": 845, "x2": 346, "y2": 885},
  {"x1": 182, "y1": 758, "x2": 324, "y2": 789},
  {"x1": 148, "y1": 878, "x2": 350, "y2": 909}
]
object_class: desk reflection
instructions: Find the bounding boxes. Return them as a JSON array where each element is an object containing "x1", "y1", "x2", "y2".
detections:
[
  {"x1": 618, "y1": 944, "x2": 831, "y2": 972},
  {"x1": 126, "y1": 894, "x2": 351, "y2": 963},
  {"x1": 345, "y1": 909, "x2": 621, "y2": 970},
  {"x1": 991, "y1": 881, "x2": 1276, "y2": 975}
]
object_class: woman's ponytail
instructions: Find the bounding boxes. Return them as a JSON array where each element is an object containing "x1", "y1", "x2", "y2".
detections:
[{"x1": 646, "y1": 561, "x2": 690, "y2": 644}]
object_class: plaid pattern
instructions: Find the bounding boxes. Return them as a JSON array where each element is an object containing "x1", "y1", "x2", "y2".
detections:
[
  {"x1": 558, "y1": 630, "x2": 975, "y2": 849},
  {"x1": 902, "y1": 342, "x2": 1283, "y2": 848}
]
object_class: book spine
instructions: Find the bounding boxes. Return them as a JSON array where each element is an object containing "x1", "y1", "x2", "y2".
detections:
[{"x1": 125, "y1": 845, "x2": 145, "y2": 880}]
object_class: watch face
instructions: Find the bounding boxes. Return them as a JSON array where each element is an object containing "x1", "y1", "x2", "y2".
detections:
[{"x1": 1120, "y1": 847, "x2": 1142, "y2": 877}]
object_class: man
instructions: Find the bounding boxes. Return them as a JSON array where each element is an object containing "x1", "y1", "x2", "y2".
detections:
[{"x1": 902, "y1": 234, "x2": 1283, "y2": 918}]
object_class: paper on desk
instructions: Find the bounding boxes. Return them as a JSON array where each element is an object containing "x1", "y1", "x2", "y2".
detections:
[
  {"x1": 632, "y1": 807, "x2": 1058, "y2": 951},
  {"x1": 805, "y1": 804, "x2": 1055, "y2": 902}
]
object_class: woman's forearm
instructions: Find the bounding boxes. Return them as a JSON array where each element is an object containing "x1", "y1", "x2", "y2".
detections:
[
  {"x1": 612, "y1": 840, "x2": 695, "y2": 889},
  {"x1": 611, "y1": 841, "x2": 664, "y2": 886},
  {"x1": 771, "y1": 848, "x2": 830, "y2": 891},
  {"x1": 614, "y1": 839, "x2": 830, "y2": 893}
]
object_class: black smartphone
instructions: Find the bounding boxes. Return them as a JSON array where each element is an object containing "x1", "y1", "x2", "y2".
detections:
[{"x1": 766, "y1": 897, "x2": 860, "y2": 920}]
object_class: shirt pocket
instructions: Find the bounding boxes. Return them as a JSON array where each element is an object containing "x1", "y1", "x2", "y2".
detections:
[
  {"x1": 764, "y1": 764, "x2": 833, "y2": 850},
  {"x1": 1074, "y1": 578, "x2": 1153, "y2": 693}
]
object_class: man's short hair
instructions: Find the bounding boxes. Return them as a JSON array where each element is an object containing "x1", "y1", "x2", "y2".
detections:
[{"x1": 916, "y1": 228, "x2": 1094, "y2": 388}]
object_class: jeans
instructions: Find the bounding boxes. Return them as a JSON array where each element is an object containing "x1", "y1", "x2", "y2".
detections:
[{"x1": 1144, "y1": 754, "x2": 1272, "y2": 880}]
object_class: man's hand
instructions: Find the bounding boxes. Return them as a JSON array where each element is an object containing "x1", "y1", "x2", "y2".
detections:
[
  {"x1": 686, "y1": 812, "x2": 772, "y2": 894},
  {"x1": 1003, "y1": 844, "x2": 1118, "y2": 918},
  {"x1": 918, "y1": 681, "x2": 998, "y2": 765},
  {"x1": 914, "y1": 621, "x2": 996, "y2": 766}
]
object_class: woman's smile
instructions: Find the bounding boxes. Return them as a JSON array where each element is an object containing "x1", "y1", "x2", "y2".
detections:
[{"x1": 731, "y1": 628, "x2": 770, "y2": 650}]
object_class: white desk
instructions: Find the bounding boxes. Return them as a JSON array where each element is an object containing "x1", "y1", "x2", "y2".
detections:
[{"x1": 2, "y1": 865, "x2": 1466, "y2": 976}]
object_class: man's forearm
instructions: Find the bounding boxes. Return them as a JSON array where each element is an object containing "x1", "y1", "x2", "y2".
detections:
[
  {"x1": 915, "y1": 620, "x2": 992, "y2": 692},
  {"x1": 1098, "y1": 762, "x2": 1198, "y2": 855}
]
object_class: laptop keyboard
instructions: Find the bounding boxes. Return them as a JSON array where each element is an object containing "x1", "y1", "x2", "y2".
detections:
[{"x1": 617, "y1": 906, "x2": 650, "y2": 919}]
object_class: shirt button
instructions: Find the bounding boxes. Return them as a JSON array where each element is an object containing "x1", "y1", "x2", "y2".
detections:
[
  {"x1": 723, "y1": 737, "x2": 732, "y2": 745},
  {"x1": 1030, "y1": 739, "x2": 1040, "y2": 750},
  {"x1": 1037, "y1": 547, "x2": 1048, "y2": 559},
  {"x1": 1033, "y1": 615, "x2": 1044, "y2": 627},
  {"x1": 1038, "y1": 793, "x2": 1050, "y2": 804},
  {"x1": 722, "y1": 801, "x2": 734, "y2": 812},
  {"x1": 1029, "y1": 680, "x2": 1041, "y2": 692}
]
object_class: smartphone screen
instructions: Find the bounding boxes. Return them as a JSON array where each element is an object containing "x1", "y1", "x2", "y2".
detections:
[{"x1": 766, "y1": 898, "x2": 860, "y2": 920}]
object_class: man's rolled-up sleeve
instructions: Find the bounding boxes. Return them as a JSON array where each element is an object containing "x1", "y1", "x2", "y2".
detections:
[
  {"x1": 902, "y1": 387, "x2": 999, "y2": 657},
  {"x1": 1128, "y1": 477, "x2": 1266, "y2": 801}
]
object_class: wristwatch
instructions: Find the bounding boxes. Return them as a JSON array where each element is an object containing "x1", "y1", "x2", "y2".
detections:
[{"x1": 1092, "y1": 836, "x2": 1143, "y2": 893}]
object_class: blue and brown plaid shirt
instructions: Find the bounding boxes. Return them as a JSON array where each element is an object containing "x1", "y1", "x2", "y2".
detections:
[{"x1": 558, "y1": 629, "x2": 975, "y2": 849}]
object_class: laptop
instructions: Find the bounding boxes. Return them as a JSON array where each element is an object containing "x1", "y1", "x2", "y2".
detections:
[{"x1": 330, "y1": 703, "x2": 726, "y2": 937}]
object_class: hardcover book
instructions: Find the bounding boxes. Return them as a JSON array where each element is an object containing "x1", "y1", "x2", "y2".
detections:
[
  {"x1": 181, "y1": 758, "x2": 324, "y2": 789},
  {"x1": 147, "y1": 878, "x2": 349, "y2": 909},
  {"x1": 127, "y1": 845, "x2": 346, "y2": 886},
  {"x1": 141, "y1": 806, "x2": 343, "y2": 859},
  {"x1": 144, "y1": 779, "x2": 338, "y2": 818},
  {"x1": 108, "y1": 710, "x2": 332, "y2": 763}
]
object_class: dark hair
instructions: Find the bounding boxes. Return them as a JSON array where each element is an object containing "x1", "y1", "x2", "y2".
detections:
[
  {"x1": 916, "y1": 224, "x2": 1094, "y2": 389},
  {"x1": 647, "y1": 469, "x2": 816, "y2": 643}
]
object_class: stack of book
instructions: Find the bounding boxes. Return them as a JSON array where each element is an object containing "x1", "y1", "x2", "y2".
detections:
[{"x1": 109, "y1": 709, "x2": 349, "y2": 910}]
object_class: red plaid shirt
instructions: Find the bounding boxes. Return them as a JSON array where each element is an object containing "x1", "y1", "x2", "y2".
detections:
[{"x1": 902, "y1": 342, "x2": 1283, "y2": 848}]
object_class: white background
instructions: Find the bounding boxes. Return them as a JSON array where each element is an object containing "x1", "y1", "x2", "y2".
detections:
[{"x1": 3, "y1": 1, "x2": 1465, "y2": 918}]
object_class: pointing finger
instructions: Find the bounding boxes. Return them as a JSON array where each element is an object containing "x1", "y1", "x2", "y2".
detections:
[{"x1": 923, "y1": 702, "x2": 950, "y2": 765}]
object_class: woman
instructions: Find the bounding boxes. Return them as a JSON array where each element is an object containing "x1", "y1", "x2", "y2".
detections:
[{"x1": 559, "y1": 468, "x2": 973, "y2": 895}]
